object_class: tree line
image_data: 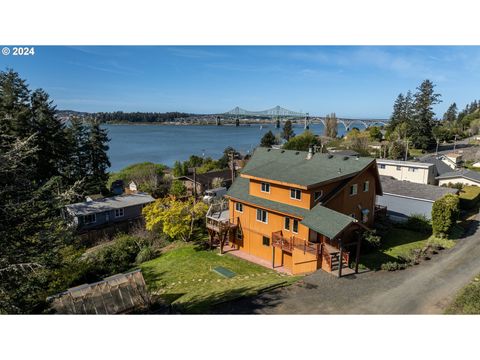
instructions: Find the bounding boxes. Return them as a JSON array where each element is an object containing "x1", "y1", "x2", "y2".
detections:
[
  {"x1": 0, "y1": 69, "x2": 111, "y2": 313},
  {"x1": 94, "y1": 111, "x2": 191, "y2": 123}
]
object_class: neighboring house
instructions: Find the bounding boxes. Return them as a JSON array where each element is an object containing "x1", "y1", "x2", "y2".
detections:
[
  {"x1": 377, "y1": 176, "x2": 459, "y2": 221},
  {"x1": 207, "y1": 147, "x2": 382, "y2": 276},
  {"x1": 441, "y1": 152, "x2": 463, "y2": 169},
  {"x1": 376, "y1": 159, "x2": 436, "y2": 185},
  {"x1": 48, "y1": 269, "x2": 150, "y2": 314},
  {"x1": 177, "y1": 169, "x2": 232, "y2": 196},
  {"x1": 419, "y1": 155, "x2": 454, "y2": 176},
  {"x1": 436, "y1": 169, "x2": 480, "y2": 187},
  {"x1": 65, "y1": 192, "x2": 155, "y2": 232}
]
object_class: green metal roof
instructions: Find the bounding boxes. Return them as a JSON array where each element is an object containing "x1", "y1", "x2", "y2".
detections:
[
  {"x1": 241, "y1": 147, "x2": 374, "y2": 188},
  {"x1": 300, "y1": 203, "x2": 354, "y2": 240},
  {"x1": 225, "y1": 177, "x2": 309, "y2": 218},
  {"x1": 226, "y1": 177, "x2": 354, "y2": 239}
]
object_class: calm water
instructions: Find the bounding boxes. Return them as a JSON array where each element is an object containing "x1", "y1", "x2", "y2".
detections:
[{"x1": 105, "y1": 123, "x2": 347, "y2": 172}]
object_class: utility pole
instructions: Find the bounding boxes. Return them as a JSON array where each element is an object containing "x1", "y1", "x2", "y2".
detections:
[
  {"x1": 404, "y1": 139, "x2": 409, "y2": 161},
  {"x1": 435, "y1": 138, "x2": 439, "y2": 156},
  {"x1": 453, "y1": 135, "x2": 458, "y2": 153}
]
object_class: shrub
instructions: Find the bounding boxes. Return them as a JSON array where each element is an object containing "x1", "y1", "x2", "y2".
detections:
[
  {"x1": 381, "y1": 262, "x2": 400, "y2": 271},
  {"x1": 432, "y1": 194, "x2": 460, "y2": 237},
  {"x1": 405, "y1": 214, "x2": 432, "y2": 234},
  {"x1": 108, "y1": 162, "x2": 166, "y2": 195},
  {"x1": 170, "y1": 179, "x2": 187, "y2": 197},
  {"x1": 458, "y1": 185, "x2": 480, "y2": 209},
  {"x1": 362, "y1": 230, "x2": 382, "y2": 248},
  {"x1": 136, "y1": 245, "x2": 157, "y2": 264}
]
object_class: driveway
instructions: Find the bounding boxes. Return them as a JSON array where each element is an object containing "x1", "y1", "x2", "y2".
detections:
[{"x1": 212, "y1": 214, "x2": 480, "y2": 314}]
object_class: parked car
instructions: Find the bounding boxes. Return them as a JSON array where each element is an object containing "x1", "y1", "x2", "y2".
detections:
[{"x1": 202, "y1": 187, "x2": 227, "y2": 203}]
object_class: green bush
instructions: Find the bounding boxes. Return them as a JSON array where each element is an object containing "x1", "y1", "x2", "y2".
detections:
[
  {"x1": 362, "y1": 230, "x2": 382, "y2": 248},
  {"x1": 405, "y1": 213, "x2": 432, "y2": 234},
  {"x1": 136, "y1": 245, "x2": 157, "y2": 264},
  {"x1": 381, "y1": 262, "x2": 407, "y2": 271},
  {"x1": 432, "y1": 194, "x2": 460, "y2": 237},
  {"x1": 458, "y1": 185, "x2": 480, "y2": 209}
]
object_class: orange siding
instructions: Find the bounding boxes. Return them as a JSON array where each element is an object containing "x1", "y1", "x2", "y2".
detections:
[{"x1": 248, "y1": 178, "x2": 311, "y2": 210}]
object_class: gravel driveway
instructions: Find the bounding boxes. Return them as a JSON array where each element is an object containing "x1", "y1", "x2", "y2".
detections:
[{"x1": 212, "y1": 214, "x2": 480, "y2": 314}]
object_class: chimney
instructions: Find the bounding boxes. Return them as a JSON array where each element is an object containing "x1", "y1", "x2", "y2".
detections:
[{"x1": 306, "y1": 146, "x2": 314, "y2": 160}]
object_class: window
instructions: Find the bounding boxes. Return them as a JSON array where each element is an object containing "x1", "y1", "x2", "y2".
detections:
[
  {"x1": 256, "y1": 209, "x2": 268, "y2": 223},
  {"x1": 262, "y1": 236, "x2": 270, "y2": 246},
  {"x1": 350, "y1": 213, "x2": 356, "y2": 219},
  {"x1": 290, "y1": 188, "x2": 302, "y2": 200},
  {"x1": 284, "y1": 217, "x2": 290, "y2": 230},
  {"x1": 261, "y1": 182, "x2": 270, "y2": 193},
  {"x1": 363, "y1": 181, "x2": 369, "y2": 192},
  {"x1": 379, "y1": 164, "x2": 386, "y2": 169},
  {"x1": 396, "y1": 166, "x2": 401, "y2": 171},
  {"x1": 115, "y1": 208, "x2": 124, "y2": 218},
  {"x1": 235, "y1": 202, "x2": 243, "y2": 212},
  {"x1": 408, "y1": 167, "x2": 416, "y2": 172},
  {"x1": 293, "y1": 219, "x2": 299, "y2": 233},
  {"x1": 84, "y1": 214, "x2": 96, "y2": 224},
  {"x1": 314, "y1": 190, "x2": 323, "y2": 202},
  {"x1": 350, "y1": 184, "x2": 358, "y2": 196}
]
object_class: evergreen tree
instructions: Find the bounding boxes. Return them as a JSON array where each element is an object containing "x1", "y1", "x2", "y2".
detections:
[
  {"x1": 281, "y1": 120, "x2": 295, "y2": 141},
  {"x1": 411, "y1": 80, "x2": 441, "y2": 150},
  {"x1": 84, "y1": 118, "x2": 111, "y2": 195},
  {"x1": 30, "y1": 89, "x2": 70, "y2": 183},
  {"x1": 65, "y1": 116, "x2": 89, "y2": 191},
  {"x1": 443, "y1": 103, "x2": 458, "y2": 123},
  {"x1": 260, "y1": 130, "x2": 277, "y2": 148},
  {"x1": 0, "y1": 69, "x2": 32, "y2": 138},
  {"x1": 389, "y1": 93, "x2": 405, "y2": 131}
]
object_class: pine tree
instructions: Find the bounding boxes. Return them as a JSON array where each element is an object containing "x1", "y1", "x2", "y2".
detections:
[
  {"x1": 260, "y1": 130, "x2": 277, "y2": 148},
  {"x1": 30, "y1": 89, "x2": 70, "y2": 183},
  {"x1": 411, "y1": 80, "x2": 441, "y2": 150},
  {"x1": 389, "y1": 93, "x2": 405, "y2": 131},
  {"x1": 443, "y1": 103, "x2": 457, "y2": 123},
  {"x1": 84, "y1": 118, "x2": 111, "y2": 195},
  {"x1": 281, "y1": 120, "x2": 295, "y2": 141},
  {"x1": 0, "y1": 69, "x2": 32, "y2": 138}
]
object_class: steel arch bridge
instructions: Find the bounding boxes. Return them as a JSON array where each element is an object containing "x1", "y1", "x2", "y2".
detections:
[{"x1": 315, "y1": 118, "x2": 389, "y2": 132}]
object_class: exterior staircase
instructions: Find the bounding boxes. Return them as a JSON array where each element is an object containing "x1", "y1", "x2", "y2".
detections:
[{"x1": 329, "y1": 251, "x2": 349, "y2": 271}]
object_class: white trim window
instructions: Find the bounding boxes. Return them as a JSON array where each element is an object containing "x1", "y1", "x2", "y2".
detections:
[
  {"x1": 363, "y1": 181, "x2": 369, "y2": 192},
  {"x1": 261, "y1": 182, "x2": 270, "y2": 193},
  {"x1": 84, "y1": 213, "x2": 96, "y2": 224},
  {"x1": 350, "y1": 184, "x2": 358, "y2": 196},
  {"x1": 396, "y1": 166, "x2": 401, "y2": 171},
  {"x1": 284, "y1": 217, "x2": 290, "y2": 231},
  {"x1": 292, "y1": 219, "x2": 299, "y2": 234},
  {"x1": 290, "y1": 188, "x2": 302, "y2": 200},
  {"x1": 408, "y1": 167, "x2": 416, "y2": 172},
  {"x1": 256, "y1": 209, "x2": 268, "y2": 223},
  {"x1": 115, "y1": 208, "x2": 124, "y2": 218},
  {"x1": 235, "y1": 202, "x2": 243, "y2": 213},
  {"x1": 379, "y1": 164, "x2": 386, "y2": 169}
]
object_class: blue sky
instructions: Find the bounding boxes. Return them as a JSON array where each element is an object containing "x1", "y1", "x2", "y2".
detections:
[{"x1": 1, "y1": 46, "x2": 479, "y2": 118}]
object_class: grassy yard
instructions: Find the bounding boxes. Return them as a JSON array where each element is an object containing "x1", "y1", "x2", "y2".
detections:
[
  {"x1": 360, "y1": 228, "x2": 455, "y2": 270},
  {"x1": 446, "y1": 274, "x2": 480, "y2": 314},
  {"x1": 139, "y1": 242, "x2": 299, "y2": 313},
  {"x1": 408, "y1": 148, "x2": 425, "y2": 158}
]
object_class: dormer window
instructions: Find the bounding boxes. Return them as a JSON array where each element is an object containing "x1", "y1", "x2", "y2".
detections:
[
  {"x1": 290, "y1": 188, "x2": 301, "y2": 200},
  {"x1": 261, "y1": 182, "x2": 270, "y2": 193}
]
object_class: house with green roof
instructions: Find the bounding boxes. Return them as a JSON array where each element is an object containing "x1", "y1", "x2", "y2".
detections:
[{"x1": 206, "y1": 147, "x2": 382, "y2": 276}]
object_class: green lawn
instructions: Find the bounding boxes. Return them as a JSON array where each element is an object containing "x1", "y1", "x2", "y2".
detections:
[
  {"x1": 408, "y1": 148, "x2": 424, "y2": 158},
  {"x1": 458, "y1": 186, "x2": 480, "y2": 209},
  {"x1": 139, "y1": 243, "x2": 300, "y2": 313},
  {"x1": 360, "y1": 228, "x2": 455, "y2": 270},
  {"x1": 446, "y1": 274, "x2": 480, "y2": 314}
]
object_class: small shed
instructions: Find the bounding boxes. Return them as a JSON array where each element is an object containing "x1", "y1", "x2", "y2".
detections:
[
  {"x1": 377, "y1": 176, "x2": 459, "y2": 221},
  {"x1": 48, "y1": 270, "x2": 150, "y2": 314}
]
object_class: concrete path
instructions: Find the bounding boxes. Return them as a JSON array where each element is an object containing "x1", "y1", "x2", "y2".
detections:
[{"x1": 213, "y1": 214, "x2": 480, "y2": 314}]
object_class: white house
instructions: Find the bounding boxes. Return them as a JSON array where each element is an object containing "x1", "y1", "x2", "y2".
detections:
[
  {"x1": 376, "y1": 159, "x2": 436, "y2": 185},
  {"x1": 436, "y1": 169, "x2": 480, "y2": 187}
]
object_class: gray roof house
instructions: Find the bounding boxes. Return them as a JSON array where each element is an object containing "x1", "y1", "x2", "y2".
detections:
[
  {"x1": 419, "y1": 155, "x2": 455, "y2": 176},
  {"x1": 436, "y1": 169, "x2": 480, "y2": 187},
  {"x1": 65, "y1": 192, "x2": 155, "y2": 231},
  {"x1": 377, "y1": 176, "x2": 459, "y2": 221}
]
